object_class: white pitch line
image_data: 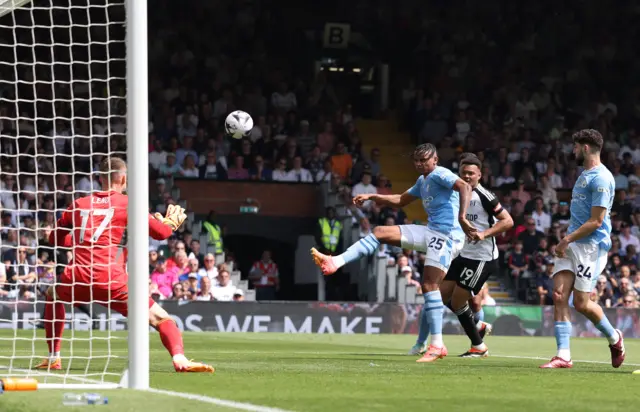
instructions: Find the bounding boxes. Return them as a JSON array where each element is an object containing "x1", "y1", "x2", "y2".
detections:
[
  {"x1": 0, "y1": 364, "x2": 295, "y2": 412},
  {"x1": 492, "y1": 354, "x2": 640, "y2": 367},
  {"x1": 146, "y1": 388, "x2": 295, "y2": 412},
  {"x1": 0, "y1": 364, "x2": 107, "y2": 385},
  {"x1": 8, "y1": 349, "x2": 639, "y2": 367}
]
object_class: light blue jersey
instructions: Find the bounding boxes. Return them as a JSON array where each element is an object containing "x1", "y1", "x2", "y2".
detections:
[
  {"x1": 408, "y1": 166, "x2": 464, "y2": 242},
  {"x1": 568, "y1": 164, "x2": 615, "y2": 251}
]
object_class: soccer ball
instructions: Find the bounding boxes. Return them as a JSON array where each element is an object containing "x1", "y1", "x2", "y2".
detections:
[{"x1": 224, "y1": 110, "x2": 254, "y2": 139}]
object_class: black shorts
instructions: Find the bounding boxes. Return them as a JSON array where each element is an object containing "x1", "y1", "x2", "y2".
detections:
[{"x1": 444, "y1": 256, "x2": 499, "y2": 295}]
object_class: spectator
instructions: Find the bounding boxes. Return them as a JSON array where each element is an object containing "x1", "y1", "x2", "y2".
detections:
[
  {"x1": 166, "y1": 242, "x2": 185, "y2": 266},
  {"x1": 172, "y1": 251, "x2": 190, "y2": 280},
  {"x1": 376, "y1": 175, "x2": 392, "y2": 195},
  {"x1": 179, "y1": 154, "x2": 199, "y2": 178},
  {"x1": 619, "y1": 223, "x2": 640, "y2": 257},
  {"x1": 202, "y1": 210, "x2": 224, "y2": 255},
  {"x1": 198, "y1": 139, "x2": 228, "y2": 170},
  {"x1": 176, "y1": 136, "x2": 198, "y2": 166},
  {"x1": 330, "y1": 141, "x2": 353, "y2": 182},
  {"x1": 315, "y1": 159, "x2": 333, "y2": 183},
  {"x1": 519, "y1": 218, "x2": 546, "y2": 255},
  {"x1": 158, "y1": 153, "x2": 180, "y2": 177},
  {"x1": 378, "y1": 217, "x2": 403, "y2": 261},
  {"x1": 398, "y1": 255, "x2": 421, "y2": 293},
  {"x1": 594, "y1": 275, "x2": 613, "y2": 308},
  {"x1": 211, "y1": 269, "x2": 238, "y2": 301},
  {"x1": 619, "y1": 138, "x2": 640, "y2": 163},
  {"x1": 315, "y1": 207, "x2": 343, "y2": 256},
  {"x1": 543, "y1": 158, "x2": 563, "y2": 189},
  {"x1": 317, "y1": 121, "x2": 336, "y2": 158},
  {"x1": 508, "y1": 241, "x2": 529, "y2": 278},
  {"x1": 351, "y1": 172, "x2": 377, "y2": 212},
  {"x1": 552, "y1": 202, "x2": 571, "y2": 227},
  {"x1": 171, "y1": 282, "x2": 187, "y2": 301},
  {"x1": 188, "y1": 240, "x2": 204, "y2": 266},
  {"x1": 148, "y1": 246, "x2": 159, "y2": 273},
  {"x1": 150, "y1": 257, "x2": 179, "y2": 300},
  {"x1": 249, "y1": 250, "x2": 279, "y2": 300},
  {"x1": 197, "y1": 253, "x2": 218, "y2": 281},
  {"x1": 621, "y1": 292, "x2": 639, "y2": 309},
  {"x1": 150, "y1": 178, "x2": 168, "y2": 208},
  {"x1": 368, "y1": 148, "x2": 381, "y2": 177},
  {"x1": 305, "y1": 146, "x2": 323, "y2": 178},
  {"x1": 271, "y1": 157, "x2": 290, "y2": 182},
  {"x1": 536, "y1": 259, "x2": 554, "y2": 305},
  {"x1": 197, "y1": 276, "x2": 214, "y2": 301},
  {"x1": 227, "y1": 156, "x2": 249, "y2": 180},
  {"x1": 7, "y1": 247, "x2": 36, "y2": 295},
  {"x1": 612, "y1": 161, "x2": 629, "y2": 191},
  {"x1": 538, "y1": 176, "x2": 558, "y2": 208},
  {"x1": 511, "y1": 180, "x2": 532, "y2": 206},
  {"x1": 495, "y1": 164, "x2": 515, "y2": 188},
  {"x1": 286, "y1": 155, "x2": 313, "y2": 182},
  {"x1": 297, "y1": 121, "x2": 316, "y2": 155},
  {"x1": 233, "y1": 289, "x2": 245, "y2": 301},
  {"x1": 271, "y1": 82, "x2": 297, "y2": 112},
  {"x1": 199, "y1": 151, "x2": 228, "y2": 180},
  {"x1": 249, "y1": 155, "x2": 272, "y2": 181},
  {"x1": 185, "y1": 272, "x2": 200, "y2": 298},
  {"x1": 531, "y1": 198, "x2": 551, "y2": 234},
  {"x1": 180, "y1": 258, "x2": 201, "y2": 282}
]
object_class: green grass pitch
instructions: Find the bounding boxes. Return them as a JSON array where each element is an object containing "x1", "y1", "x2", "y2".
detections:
[{"x1": 0, "y1": 331, "x2": 639, "y2": 411}]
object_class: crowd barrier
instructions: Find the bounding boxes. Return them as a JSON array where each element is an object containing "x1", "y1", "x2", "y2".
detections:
[{"x1": 1, "y1": 301, "x2": 639, "y2": 337}]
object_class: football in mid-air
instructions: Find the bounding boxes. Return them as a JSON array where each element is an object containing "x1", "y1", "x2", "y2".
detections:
[{"x1": 224, "y1": 110, "x2": 253, "y2": 139}]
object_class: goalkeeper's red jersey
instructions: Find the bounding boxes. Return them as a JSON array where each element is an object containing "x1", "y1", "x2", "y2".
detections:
[{"x1": 49, "y1": 190, "x2": 173, "y2": 285}]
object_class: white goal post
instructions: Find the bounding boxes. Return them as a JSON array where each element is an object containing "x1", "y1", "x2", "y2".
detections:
[{"x1": 0, "y1": 0, "x2": 148, "y2": 390}]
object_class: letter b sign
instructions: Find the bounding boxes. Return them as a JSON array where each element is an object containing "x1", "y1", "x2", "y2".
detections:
[{"x1": 323, "y1": 23, "x2": 350, "y2": 49}]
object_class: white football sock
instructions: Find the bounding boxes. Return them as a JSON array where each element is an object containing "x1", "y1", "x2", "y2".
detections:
[
  {"x1": 607, "y1": 332, "x2": 620, "y2": 345},
  {"x1": 430, "y1": 333, "x2": 443, "y2": 348},
  {"x1": 332, "y1": 255, "x2": 345, "y2": 269},
  {"x1": 172, "y1": 354, "x2": 187, "y2": 363},
  {"x1": 556, "y1": 348, "x2": 571, "y2": 361},
  {"x1": 473, "y1": 343, "x2": 487, "y2": 351}
]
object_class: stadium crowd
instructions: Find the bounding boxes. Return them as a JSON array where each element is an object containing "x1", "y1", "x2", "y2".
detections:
[{"x1": 1, "y1": 0, "x2": 640, "y2": 309}]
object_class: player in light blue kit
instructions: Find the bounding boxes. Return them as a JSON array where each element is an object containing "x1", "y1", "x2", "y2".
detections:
[
  {"x1": 540, "y1": 129, "x2": 625, "y2": 369},
  {"x1": 310, "y1": 144, "x2": 476, "y2": 362}
]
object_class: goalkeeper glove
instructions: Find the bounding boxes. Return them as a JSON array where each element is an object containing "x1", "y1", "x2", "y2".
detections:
[{"x1": 154, "y1": 204, "x2": 187, "y2": 231}]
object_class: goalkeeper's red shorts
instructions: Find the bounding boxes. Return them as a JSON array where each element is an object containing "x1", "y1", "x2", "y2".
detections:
[{"x1": 54, "y1": 268, "x2": 155, "y2": 317}]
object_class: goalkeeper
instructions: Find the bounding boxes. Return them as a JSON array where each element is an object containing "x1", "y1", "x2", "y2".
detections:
[{"x1": 36, "y1": 157, "x2": 214, "y2": 373}]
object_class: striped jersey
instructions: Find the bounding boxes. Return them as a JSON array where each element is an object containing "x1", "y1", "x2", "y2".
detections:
[{"x1": 461, "y1": 184, "x2": 503, "y2": 260}]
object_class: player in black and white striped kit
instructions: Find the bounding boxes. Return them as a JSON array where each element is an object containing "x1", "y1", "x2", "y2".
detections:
[{"x1": 442, "y1": 153, "x2": 514, "y2": 357}]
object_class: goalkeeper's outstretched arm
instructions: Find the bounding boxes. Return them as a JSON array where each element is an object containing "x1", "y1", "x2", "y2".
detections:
[
  {"x1": 150, "y1": 204, "x2": 188, "y2": 239},
  {"x1": 149, "y1": 214, "x2": 174, "y2": 240}
]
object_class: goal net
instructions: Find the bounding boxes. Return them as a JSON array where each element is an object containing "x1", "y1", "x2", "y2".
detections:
[{"x1": 0, "y1": 0, "x2": 135, "y2": 389}]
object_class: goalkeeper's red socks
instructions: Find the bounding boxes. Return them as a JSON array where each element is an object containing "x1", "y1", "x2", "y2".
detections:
[
  {"x1": 44, "y1": 297, "x2": 66, "y2": 357},
  {"x1": 156, "y1": 318, "x2": 185, "y2": 358}
]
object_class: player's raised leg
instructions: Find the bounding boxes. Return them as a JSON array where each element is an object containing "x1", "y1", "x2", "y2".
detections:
[
  {"x1": 311, "y1": 226, "x2": 391, "y2": 275},
  {"x1": 312, "y1": 146, "x2": 442, "y2": 275}
]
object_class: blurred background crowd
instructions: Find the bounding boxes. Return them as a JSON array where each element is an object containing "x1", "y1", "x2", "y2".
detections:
[{"x1": 1, "y1": 0, "x2": 640, "y2": 308}]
